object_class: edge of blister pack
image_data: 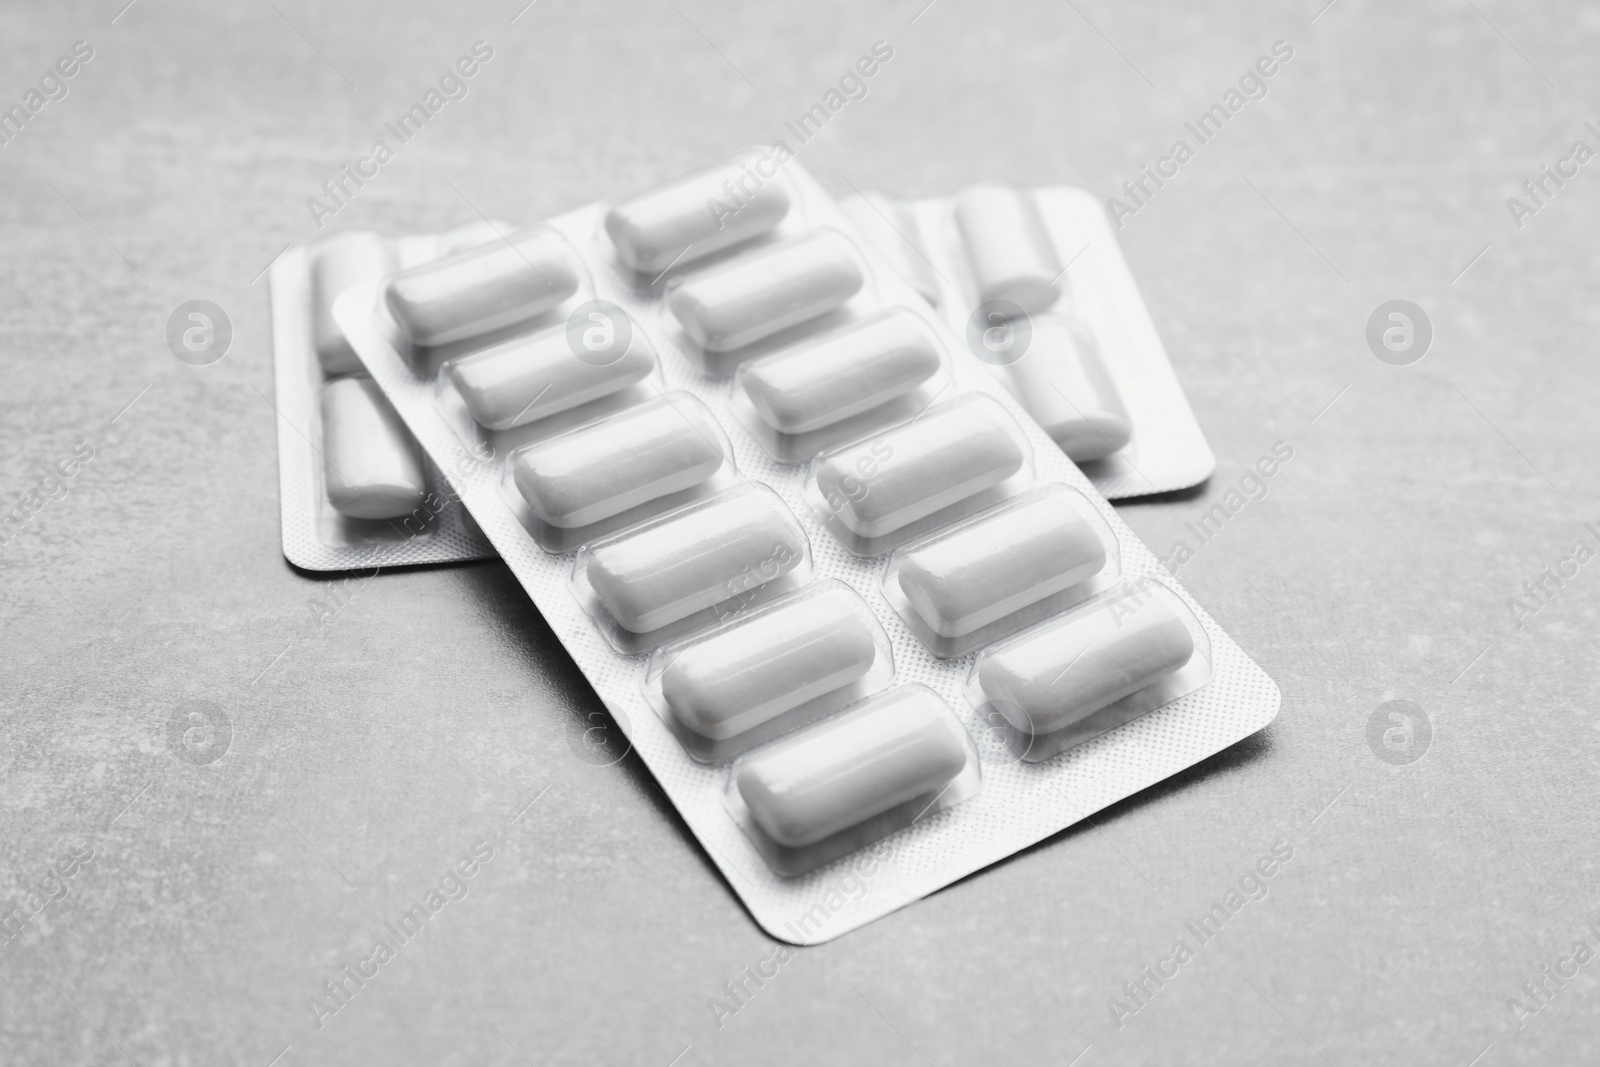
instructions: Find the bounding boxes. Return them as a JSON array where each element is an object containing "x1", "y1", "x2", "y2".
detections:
[
  {"x1": 337, "y1": 156, "x2": 1278, "y2": 944},
  {"x1": 269, "y1": 229, "x2": 499, "y2": 572},
  {"x1": 844, "y1": 186, "x2": 1217, "y2": 500}
]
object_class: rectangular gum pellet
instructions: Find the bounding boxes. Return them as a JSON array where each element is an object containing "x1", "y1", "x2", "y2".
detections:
[
  {"x1": 384, "y1": 228, "x2": 581, "y2": 347},
  {"x1": 585, "y1": 487, "x2": 806, "y2": 634},
  {"x1": 814, "y1": 396, "x2": 1025, "y2": 540},
  {"x1": 661, "y1": 587, "x2": 878, "y2": 744},
  {"x1": 667, "y1": 231, "x2": 863, "y2": 353},
  {"x1": 734, "y1": 686, "x2": 970, "y2": 849},
  {"x1": 897, "y1": 486, "x2": 1107, "y2": 640},
  {"x1": 447, "y1": 321, "x2": 655, "y2": 431},
  {"x1": 605, "y1": 149, "x2": 792, "y2": 274},
  {"x1": 320, "y1": 376, "x2": 427, "y2": 520},
  {"x1": 512, "y1": 394, "x2": 725, "y2": 529},
  {"x1": 312, "y1": 231, "x2": 392, "y2": 376},
  {"x1": 735, "y1": 309, "x2": 942, "y2": 435},
  {"x1": 953, "y1": 183, "x2": 1063, "y2": 315},
  {"x1": 978, "y1": 588, "x2": 1195, "y2": 740},
  {"x1": 997, "y1": 316, "x2": 1130, "y2": 462}
]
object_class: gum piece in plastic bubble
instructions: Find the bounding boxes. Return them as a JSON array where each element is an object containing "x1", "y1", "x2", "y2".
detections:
[
  {"x1": 384, "y1": 228, "x2": 580, "y2": 346},
  {"x1": 668, "y1": 231, "x2": 863, "y2": 353},
  {"x1": 606, "y1": 149, "x2": 791, "y2": 274},
  {"x1": 586, "y1": 488, "x2": 806, "y2": 633},
  {"x1": 319, "y1": 376, "x2": 427, "y2": 520},
  {"x1": 816, "y1": 398, "x2": 1024, "y2": 539},
  {"x1": 448, "y1": 322, "x2": 655, "y2": 431},
  {"x1": 735, "y1": 686, "x2": 969, "y2": 849},
  {"x1": 980, "y1": 590, "x2": 1194, "y2": 738},
  {"x1": 312, "y1": 231, "x2": 392, "y2": 376},
  {"x1": 953, "y1": 183, "x2": 1062, "y2": 315},
  {"x1": 513, "y1": 395, "x2": 724, "y2": 529},
  {"x1": 736, "y1": 309, "x2": 941, "y2": 434},
  {"x1": 898, "y1": 486, "x2": 1106, "y2": 639},
  {"x1": 663, "y1": 589, "x2": 877, "y2": 742},
  {"x1": 841, "y1": 192, "x2": 942, "y2": 307},
  {"x1": 998, "y1": 316, "x2": 1130, "y2": 462}
]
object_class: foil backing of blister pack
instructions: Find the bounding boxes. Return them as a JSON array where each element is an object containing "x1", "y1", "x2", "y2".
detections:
[
  {"x1": 270, "y1": 229, "x2": 497, "y2": 572},
  {"x1": 844, "y1": 186, "x2": 1216, "y2": 500},
  {"x1": 335, "y1": 157, "x2": 1278, "y2": 943}
]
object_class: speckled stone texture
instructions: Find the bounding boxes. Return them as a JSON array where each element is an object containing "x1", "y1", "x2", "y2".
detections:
[{"x1": 2, "y1": 1, "x2": 1597, "y2": 1064}]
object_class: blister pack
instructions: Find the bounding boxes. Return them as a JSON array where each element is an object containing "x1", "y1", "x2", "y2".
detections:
[
  {"x1": 270, "y1": 222, "x2": 502, "y2": 571},
  {"x1": 334, "y1": 150, "x2": 1278, "y2": 942},
  {"x1": 842, "y1": 184, "x2": 1214, "y2": 499}
]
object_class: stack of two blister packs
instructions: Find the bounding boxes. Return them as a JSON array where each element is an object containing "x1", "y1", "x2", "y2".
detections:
[{"x1": 270, "y1": 149, "x2": 1275, "y2": 941}]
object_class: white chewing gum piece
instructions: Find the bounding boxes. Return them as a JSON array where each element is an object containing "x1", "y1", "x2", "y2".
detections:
[
  {"x1": 736, "y1": 309, "x2": 942, "y2": 434},
  {"x1": 979, "y1": 592, "x2": 1195, "y2": 737},
  {"x1": 898, "y1": 487, "x2": 1106, "y2": 638},
  {"x1": 319, "y1": 377, "x2": 427, "y2": 520},
  {"x1": 816, "y1": 399, "x2": 1024, "y2": 539},
  {"x1": 384, "y1": 228, "x2": 580, "y2": 347},
  {"x1": 998, "y1": 316, "x2": 1131, "y2": 462},
  {"x1": 735, "y1": 686, "x2": 969, "y2": 849},
  {"x1": 841, "y1": 192, "x2": 942, "y2": 306},
  {"x1": 953, "y1": 183, "x2": 1063, "y2": 315},
  {"x1": 512, "y1": 396, "x2": 725, "y2": 529},
  {"x1": 586, "y1": 489, "x2": 806, "y2": 633},
  {"x1": 312, "y1": 230, "x2": 392, "y2": 376},
  {"x1": 667, "y1": 231, "x2": 863, "y2": 353},
  {"x1": 448, "y1": 323, "x2": 655, "y2": 431},
  {"x1": 605, "y1": 150, "x2": 792, "y2": 274},
  {"x1": 662, "y1": 590, "x2": 877, "y2": 742}
]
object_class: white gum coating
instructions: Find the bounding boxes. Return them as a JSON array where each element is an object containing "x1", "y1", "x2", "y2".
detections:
[
  {"x1": 586, "y1": 489, "x2": 806, "y2": 633},
  {"x1": 979, "y1": 592, "x2": 1194, "y2": 737},
  {"x1": 897, "y1": 487, "x2": 1106, "y2": 639},
  {"x1": 996, "y1": 316, "x2": 1131, "y2": 462},
  {"x1": 667, "y1": 231, "x2": 864, "y2": 353},
  {"x1": 815, "y1": 399, "x2": 1025, "y2": 539},
  {"x1": 605, "y1": 150, "x2": 792, "y2": 274},
  {"x1": 448, "y1": 322, "x2": 655, "y2": 431},
  {"x1": 512, "y1": 395, "x2": 725, "y2": 529},
  {"x1": 319, "y1": 376, "x2": 427, "y2": 520},
  {"x1": 841, "y1": 192, "x2": 942, "y2": 306},
  {"x1": 384, "y1": 228, "x2": 580, "y2": 347},
  {"x1": 953, "y1": 183, "x2": 1063, "y2": 315},
  {"x1": 312, "y1": 230, "x2": 392, "y2": 376},
  {"x1": 661, "y1": 589, "x2": 878, "y2": 742},
  {"x1": 734, "y1": 686, "x2": 969, "y2": 849},
  {"x1": 736, "y1": 309, "x2": 942, "y2": 435}
]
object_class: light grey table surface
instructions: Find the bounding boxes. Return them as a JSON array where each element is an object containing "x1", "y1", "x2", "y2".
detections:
[{"x1": 3, "y1": 1, "x2": 1597, "y2": 1064}]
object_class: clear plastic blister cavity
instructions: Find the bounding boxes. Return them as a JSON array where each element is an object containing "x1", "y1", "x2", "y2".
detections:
[
  {"x1": 805, "y1": 393, "x2": 1035, "y2": 557},
  {"x1": 881, "y1": 483, "x2": 1122, "y2": 659},
  {"x1": 969, "y1": 577, "x2": 1213, "y2": 762},
  {"x1": 725, "y1": 684, "x2": 981, "y2": 878},
  {"x1": 643, "y1": 580, "x2": 896, "y2": 763},
  {"x1": 570, "y1": 483, "x2": 813, "y2": 654}
]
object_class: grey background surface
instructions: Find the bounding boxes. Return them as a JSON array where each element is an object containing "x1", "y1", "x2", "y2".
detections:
[{"x1": 2, "y1": 0, "x2": 1597, "y2": 1064}]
